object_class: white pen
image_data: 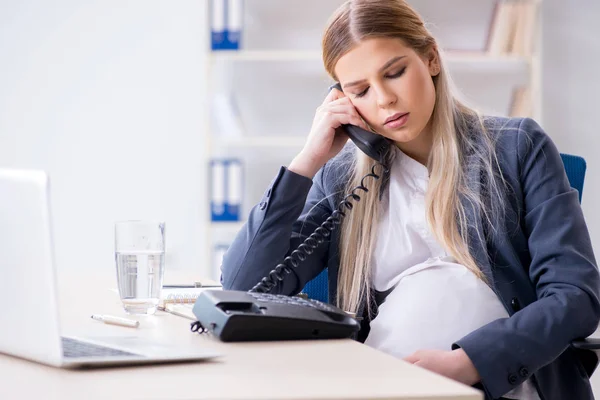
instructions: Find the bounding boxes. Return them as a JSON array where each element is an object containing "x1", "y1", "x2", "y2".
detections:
[{"x1": 91, "y1": 314, "x2": 140, "y2": 328}]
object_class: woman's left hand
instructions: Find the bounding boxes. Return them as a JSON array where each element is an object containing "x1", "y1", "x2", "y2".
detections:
[{"x1": 403, "y1": 348, "x2": 480, "y2": 386}]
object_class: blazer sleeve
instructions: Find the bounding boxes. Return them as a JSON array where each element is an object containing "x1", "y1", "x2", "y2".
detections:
[
  {"x1": 452, "y1": 118, "x2": 600, "y2": 398},
  {"x1": 220, "y1": 165, "x2": 334, "y2": 295}
]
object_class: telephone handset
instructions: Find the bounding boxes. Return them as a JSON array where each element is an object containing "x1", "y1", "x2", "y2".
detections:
[
  {"x1": 190, "y1": 84, "x2": 392, "y2": 342},
  {"x1": 329, "y1": 82, "x2": 392, "y2": 164}
]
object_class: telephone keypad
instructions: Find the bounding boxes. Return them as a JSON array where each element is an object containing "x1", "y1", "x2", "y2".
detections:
[{"x1": 247, "y1": 292, "x2": 344, "y2": 315}]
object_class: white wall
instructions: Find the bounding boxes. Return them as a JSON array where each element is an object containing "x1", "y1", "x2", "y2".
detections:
[
  {"x1": 542, "y1": 0, "x2": 600, "y2": 394},
  {"x1": 542, "y1": 0, "x2": 600, "y2": 252},
  {"x1": 0, "y1": 1, "x2": 209, "y2": 275}
]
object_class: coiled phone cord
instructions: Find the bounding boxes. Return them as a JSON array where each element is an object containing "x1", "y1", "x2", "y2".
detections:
[
  {"x1": 189, "y1": 161, "x2": 389, "y2": 334},
  {"x1": 249, "y1": 162, "x2": 389, "y2": 294}
]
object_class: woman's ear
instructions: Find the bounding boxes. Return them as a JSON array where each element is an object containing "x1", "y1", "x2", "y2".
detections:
[{"x1": 427, "y1": 46, "x2": 441, "y2": 77}]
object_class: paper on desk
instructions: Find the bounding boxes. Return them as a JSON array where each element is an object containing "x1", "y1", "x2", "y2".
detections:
[
  {"x1": 107, "y1": 287, "x2": 220, "y2": 303},
  {"x1": 107, "y1": 287, "x2": 204, "y2": 320},
  {"x1": 161, "y1": 287, "x2": 219, "y2": 301}
]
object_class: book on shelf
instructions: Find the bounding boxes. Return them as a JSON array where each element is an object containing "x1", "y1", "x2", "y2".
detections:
[
  {"x1": 511, "y1": 1, "x2": 539, "y2": 57},
  {"x1": 487, "y1": 1, "x2": 515, "y2": 55},
  {"x1": 487, "y1": 0, "x2": 539, "y2": 57},
  {"x1": 510, "y1": 86, "x2": 533, "y2": 117},
  {"x1": 486, "y1": 1, "x2": 539, "y2": 118}
]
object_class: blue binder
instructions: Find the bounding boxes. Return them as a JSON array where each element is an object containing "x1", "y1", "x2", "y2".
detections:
[
  {"x1": 210, "y1": 0, "x2": 226, "y2": 50},
  {"x1": 224, "y1": 159, "x2": 242, "y2": 221},
  {"x1": 210, "y1": 159, "x2": 243, "y2": 221},
  {"x1": 211, "y1": 0, "x2": 243, "y2": 50}
]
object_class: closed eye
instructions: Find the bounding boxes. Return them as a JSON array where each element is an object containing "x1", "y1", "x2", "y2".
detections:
[
  {"x1": 387, "y1": 67, "x2": 406, "y2": 79},
  {"x1": 355, "y1": 87, "x2": 369, "y2": 98},
  {"x1": 353, "y1": 67, "x2": 407, "y2": 98}
]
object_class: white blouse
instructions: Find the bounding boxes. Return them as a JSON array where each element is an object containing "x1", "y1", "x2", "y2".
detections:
[{"x1": 365, "y1": 147, "x2": 540, "y2": 400}]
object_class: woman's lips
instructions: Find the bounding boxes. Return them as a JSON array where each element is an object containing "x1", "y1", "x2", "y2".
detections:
[{"x1": 384, "y1": 112, "x2": 409, "y2": 129}]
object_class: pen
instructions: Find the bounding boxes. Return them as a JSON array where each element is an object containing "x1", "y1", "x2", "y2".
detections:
[
  {"x1": 157, "y1": 305, "x2": 196, "y2": 320},
  {"x1": 162, "y1": 283, "x2": 221, "y2": 288},
  {"x1": 91, "y1": 314, "x2": 140, "y2": 328},
  {"x1": 162, "y1": 284, "x2": 199, "y2": 288}
]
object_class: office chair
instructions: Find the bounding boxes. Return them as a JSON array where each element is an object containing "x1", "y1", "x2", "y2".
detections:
[
  {"x1": 561, "y1": 153, "x2": 586, "y2": 203},
  {"x1": 301, "y1": 153, "x2": 600, "y2": 376}
]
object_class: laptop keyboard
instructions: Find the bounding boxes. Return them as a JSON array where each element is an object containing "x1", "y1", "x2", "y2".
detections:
[{"x1": 61, "y1": 337, "x2": 141, "y2": 358}]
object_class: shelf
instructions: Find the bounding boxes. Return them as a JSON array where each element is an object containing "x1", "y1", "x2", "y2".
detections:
[
  {"x1": 209, "y1": 51, "x2": 529, "y2": 89},
  {"x1": 209, "y1": 50, "x2": 322, "y2": 62},
  {"x1": 210, "y1": 49, "x2": 528, "y2": 69},
  {"x1": 212, "y1": 136, "x2": 306, "y2": 148},
  {"x1": 446, "y1": 52, "x2": 529, "y2": 75}
]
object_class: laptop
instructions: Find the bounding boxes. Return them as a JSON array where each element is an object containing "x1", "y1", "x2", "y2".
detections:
[{"x1": 0, "y1": 168, "x2": 220, "y2": 367}]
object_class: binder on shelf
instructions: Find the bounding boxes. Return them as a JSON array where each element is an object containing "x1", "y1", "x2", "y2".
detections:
[
  {"x1": 210, "y1": 0, "x2": 243, "y2": 50},
  {"x1": 210, "y1": 158, "x2": 244, "y2": 221},
  {"x1": 227, "y1": 0, "x2": 243, "y2": 50},
  {"x1": 210, "y1": 0, "x2": 226, "y2": 50},
  {"x1": 210, "y1": 159, "x2": 226, "y2": 220},
  {"x1": 225, "y1": 159, "x2": 243, "y2": 221}
]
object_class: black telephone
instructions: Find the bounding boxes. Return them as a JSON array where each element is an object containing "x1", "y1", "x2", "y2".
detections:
[
  {"x1": 190, "y1": 83, "x2": 392, "y2": 342},
  {"x1": 328, "y1": 82, "x2": 392, "y2": 164}
]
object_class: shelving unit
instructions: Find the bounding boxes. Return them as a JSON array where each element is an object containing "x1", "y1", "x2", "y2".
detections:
[
  {"x1": 216, "y1": 136, "x2": 307, "y2": 148},
  {"x1": 201, "y1": 0, "x2": 542, "y2": 280}
]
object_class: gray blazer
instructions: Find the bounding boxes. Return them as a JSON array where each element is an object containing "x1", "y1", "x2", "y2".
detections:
[{"x1": 221, "y1": 117, "x2": 600, "y2": 400}]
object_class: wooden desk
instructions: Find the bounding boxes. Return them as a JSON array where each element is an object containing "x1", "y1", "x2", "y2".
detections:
[{"x1": 0, "y1": 269, "x2": 482, "y2": 400}]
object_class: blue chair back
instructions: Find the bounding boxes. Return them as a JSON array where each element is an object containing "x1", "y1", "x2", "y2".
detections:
[
  {"x1": 560, "y1": 153, "x2": 586, "y2": 203},
  {"x1": 301, "y1": 153, "x2": 587, "y2": 302},
  {"x1": 302, "y1": 268, "x2": 329, "y2": 303}
]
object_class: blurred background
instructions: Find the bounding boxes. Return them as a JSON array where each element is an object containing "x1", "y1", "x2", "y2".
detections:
[{"x1": 0, "y1": 0, "x2": 598, "y2": 377}]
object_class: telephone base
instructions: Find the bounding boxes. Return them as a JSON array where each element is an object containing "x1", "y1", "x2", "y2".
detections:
[{"x1": 192, "y1": 290, "x2": 361, "y2": 342}]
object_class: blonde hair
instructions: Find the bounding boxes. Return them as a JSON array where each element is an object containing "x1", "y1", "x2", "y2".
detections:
[{"x1": 322, "y1": 0, "x2": 508, "y2": 314}]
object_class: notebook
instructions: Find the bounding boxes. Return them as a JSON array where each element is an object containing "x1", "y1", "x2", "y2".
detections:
[{"x1": 160, "y1": 287, "x2": 222, "y2": 320}]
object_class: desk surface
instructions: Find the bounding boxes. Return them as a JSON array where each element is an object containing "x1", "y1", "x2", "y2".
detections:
[{"x1": 0, "y1": 268, "x2": 482, "y2": 400}]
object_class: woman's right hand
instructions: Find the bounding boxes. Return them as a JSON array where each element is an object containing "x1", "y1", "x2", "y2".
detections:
[{"x1": 289, "y1": 87, "x2": 370, "y2": 179}]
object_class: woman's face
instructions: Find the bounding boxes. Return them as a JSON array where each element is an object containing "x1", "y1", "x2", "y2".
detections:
[{"x1": 334, "y1": 37, "x2": 440, "y2": 160}]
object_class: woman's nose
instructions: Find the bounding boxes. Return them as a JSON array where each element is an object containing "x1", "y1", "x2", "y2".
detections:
[{"x1": 376, "y1": 86, "x2": 397, "y2": 108}]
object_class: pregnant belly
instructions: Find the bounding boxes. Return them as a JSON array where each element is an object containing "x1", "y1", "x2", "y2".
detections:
[{"x1": 365, "y1": 257, "x2": 510, "y2": 359}]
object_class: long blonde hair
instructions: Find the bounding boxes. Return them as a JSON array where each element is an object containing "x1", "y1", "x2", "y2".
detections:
[{"x1": 322, "y1": 0, "x2": 508, "y2": 314}]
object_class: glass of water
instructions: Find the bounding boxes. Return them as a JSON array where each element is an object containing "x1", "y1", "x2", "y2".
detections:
[{"x1": 115, "y1": 220, "x2": 165, "y2": 315}]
